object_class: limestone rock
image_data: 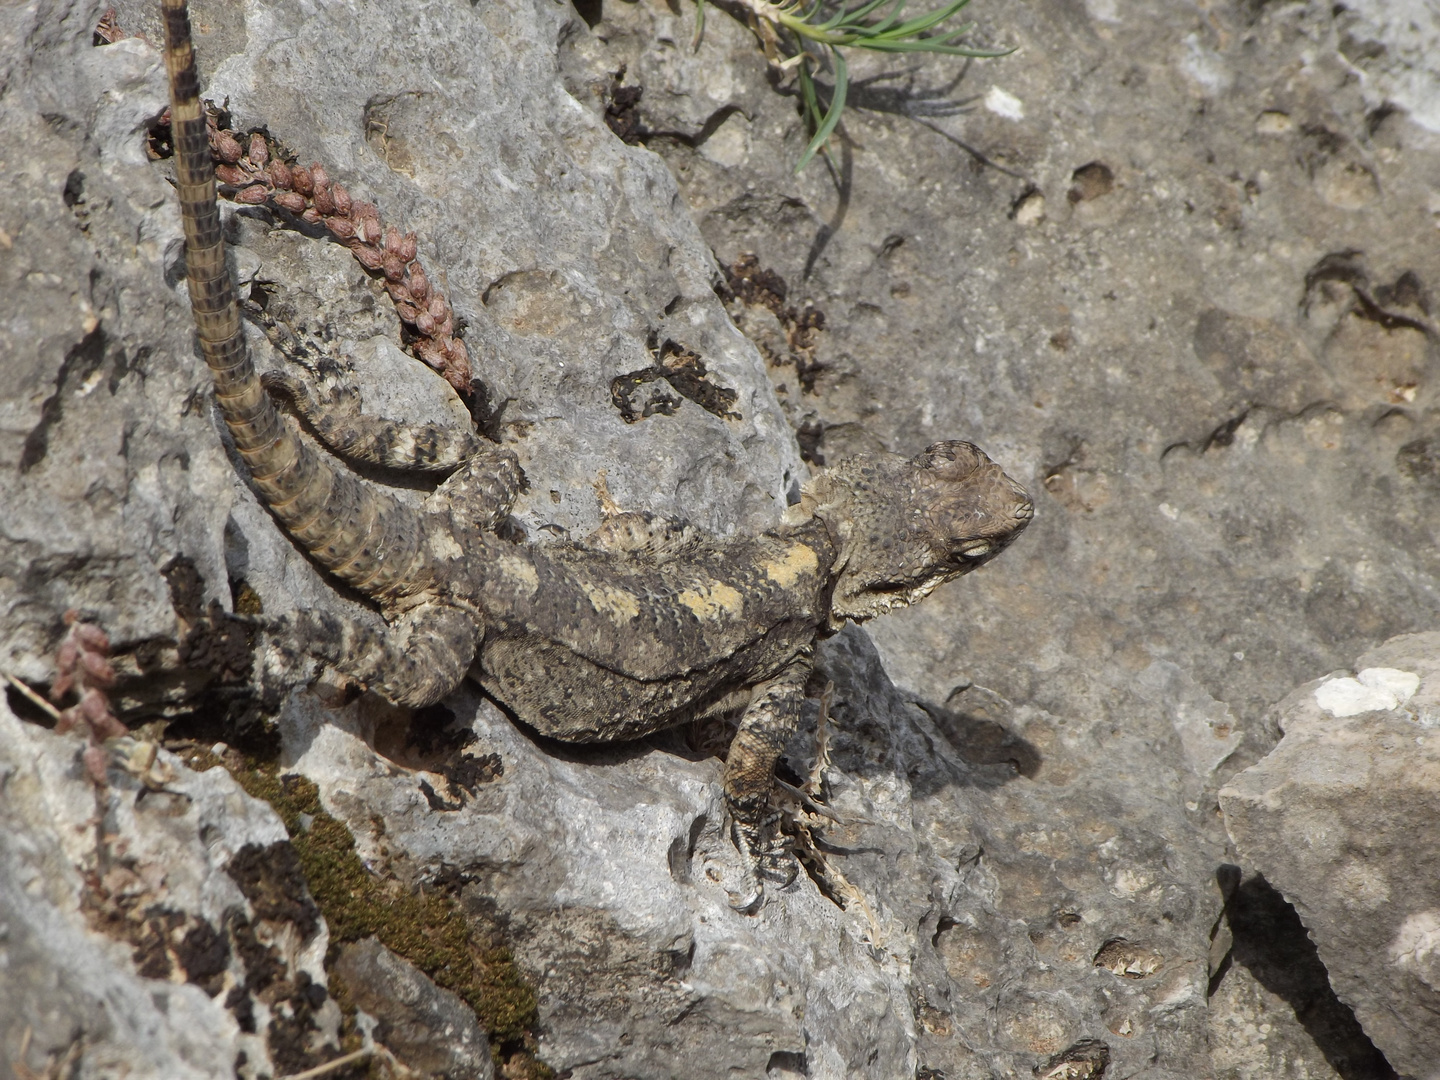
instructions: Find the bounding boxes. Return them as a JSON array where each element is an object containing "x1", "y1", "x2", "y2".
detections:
[
  {"x1": 7, "y1": 0, "x2": 1440, "y2": 1075},
  {"x1": 1221, "y1": 632, "x2": 1440, "y2": 1078},
  {"x1": 334, "y1": 937, "x2": 494, "y2": 1079},
  {"x1": 0, "y1": 698, "x2": 330, "y2": 1080}
]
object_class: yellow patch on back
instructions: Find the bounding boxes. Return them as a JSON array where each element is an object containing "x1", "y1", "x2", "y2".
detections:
[
  {"x1": 761, "y1": 544, "x2": 819, "y2": 588},
  {"x1": 678, "y1": 581, "x2": 744, "y2": 621},
  {"x1": 582, "y1": 580, "x2": 641, "y2": 623},
  {"x1": 497, "y1": 554, "x2": 539, "y2": 592},
  {"x1": 428, "y1": 531, "x2": 464, "y2": 561}
]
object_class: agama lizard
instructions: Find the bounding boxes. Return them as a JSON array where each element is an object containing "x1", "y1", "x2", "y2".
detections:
[{"x1": 160, "y1": 0, "x2": 1033, "y2": 909}]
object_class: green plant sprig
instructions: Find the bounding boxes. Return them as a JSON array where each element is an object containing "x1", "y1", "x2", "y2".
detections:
[{"x1": 706, "y1": 0, "x2": 1011, "y2": 171}]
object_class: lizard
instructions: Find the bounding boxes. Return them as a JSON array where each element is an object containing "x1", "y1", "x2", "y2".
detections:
[{"x1": 160, "y1": 0, "x2": 1034, "y2": 910}]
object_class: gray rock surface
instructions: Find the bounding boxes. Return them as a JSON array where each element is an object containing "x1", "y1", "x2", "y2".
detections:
[
  {"x1": 1222, "y1": 633, "x2": 1440, "y2": 1080},
  {"x1": 0, "y1": 697, "x2": 330, "y2": 1080},
  {"x1": 3, "y1": 0, "x2": 1439, "y2": 1076},
  {"x1": 560, "y1": 0, "x2": 1440, "y2": 1071},
  {"x1": 334, "y1": 937, "x2": 494, "y2": 1079}
]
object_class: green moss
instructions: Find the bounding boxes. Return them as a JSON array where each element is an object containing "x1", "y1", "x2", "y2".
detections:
[{"x1": 227, "y1": 761, "x2": 550, "y2": 1076}]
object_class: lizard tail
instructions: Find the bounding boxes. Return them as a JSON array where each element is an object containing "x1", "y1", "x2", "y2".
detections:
[{"x1": 162, "y1": 0, "x2": 432, "y2": 603}]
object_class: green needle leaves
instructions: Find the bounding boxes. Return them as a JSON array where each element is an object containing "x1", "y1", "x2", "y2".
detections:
[{"x1": 723, "y1": 0, "x2": 1011, "y2": 171}]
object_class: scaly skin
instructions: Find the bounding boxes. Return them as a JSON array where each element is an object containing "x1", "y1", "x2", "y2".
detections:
[{"x1": 162, "y1": 0, "x2": 1033, "y2": 909}]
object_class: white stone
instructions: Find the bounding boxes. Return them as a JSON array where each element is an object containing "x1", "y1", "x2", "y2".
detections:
[
  {"x1": 1314, "y1": 677, "x2": 1398, "y2": 717},
  {"x1": 984, "y1": 86, "x2": 1024, "y2": 121}
]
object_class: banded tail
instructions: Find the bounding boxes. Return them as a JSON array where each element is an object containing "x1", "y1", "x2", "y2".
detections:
[{"x1": 162, "y1": 0, "x2": 431, "y2": 602}]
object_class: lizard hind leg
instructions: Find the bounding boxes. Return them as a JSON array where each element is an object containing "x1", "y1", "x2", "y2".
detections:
[
  {"x1": 277, "y1": 602, "x2": 481, "y2": 708},
  {"x1": 262, "y1": 370, "x2": 482, "y2": 474},
  {"x1": 723, "y1": 653, "x2": 811, "y2": 913},
  {"x1": 425, "y1": 445, "x2": 525, "y2": 535}
]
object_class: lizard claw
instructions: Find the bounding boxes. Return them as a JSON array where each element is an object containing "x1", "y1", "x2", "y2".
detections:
[{"x1": 727, "y1": 816, "x2": 797, "y2": 912}]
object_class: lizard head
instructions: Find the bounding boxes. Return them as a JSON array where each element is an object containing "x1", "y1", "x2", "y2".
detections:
[{"x1": 800, "y1": 440, "x2": 1033, "y2": 624}]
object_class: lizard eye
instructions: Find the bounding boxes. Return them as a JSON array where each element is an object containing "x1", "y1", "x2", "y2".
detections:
[{"x1": 956, "y1": 539, "x2": 993, "y2": 559}]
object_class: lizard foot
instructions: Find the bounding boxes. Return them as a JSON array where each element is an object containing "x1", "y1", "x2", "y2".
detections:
[{"x1": 727, "y1": 813, "x2": 798, "y2": 913}]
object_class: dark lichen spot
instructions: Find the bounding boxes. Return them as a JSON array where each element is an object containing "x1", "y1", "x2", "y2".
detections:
[
  {"x1": 225, "y1": 763, "x2": 548, "y2": 1075},
  {"x1": 226, "y1": 841, "x2": 320, "y2": 939},
  {"x1": 611, "y1": 335, "x2": 740, "y2": 425}
]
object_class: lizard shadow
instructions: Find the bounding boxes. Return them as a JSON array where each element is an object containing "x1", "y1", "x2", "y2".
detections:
[
  {"x1": 377, "y1": 629, "x2": 1039, "y2": 800},
  {"x1": 478, "y1": 686, "x2": 677, "y2": 770},
  {"x1": 804, "y1": 625, "x2": 1042, "y2": 801}
]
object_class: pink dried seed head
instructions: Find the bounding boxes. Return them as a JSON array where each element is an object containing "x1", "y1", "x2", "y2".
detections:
[
  {"x1": 446, "y1": 337, "x2": 471, "y2": 370},
  {"x1": 313, "y1": 184, "x2": 335, "y2": 215},
  {"x1": 57, "y1": 638, "x2": 79, "y2": 673},
  {"x1": 309, "y1": 163, "x2": 329, "y2": 188},
  {"x1": 383, "y1": 226, "x2": 403, "y2": 254},
  {"x1": 55, "y1": 707, "x2": 78, "y2": 735},
  {"x1": 274, "y1": 191, "x2": 307, "y2": 214},
  {"x1": 331, "y1": 183, "x2": 351, "y2": 214},
  {"x1": 80, "y1": 688, "x2": 110, "y2": 723},
  {"x1": 365, "y1": 219, "x2": 384, "y2": 244},
  {"x1": 83, "y1": 745, "x2": 110, "y2": 785},
  {"x1": 415, "y1": 340, "x2": 446, "y2": 371},
  {"x1": 351, "y1": 244, "x2": 385, "y2": 270},
  {"x1": 428, "y1": 296, "x2": 448, "y2": 321},
  {"x1": 444, "y1": 351, "x2": 472, "y2": 392},
  {"x1": 407, "y1": 265, "x2": 429, "y2": 302},
  {"x1": 75, "y1": 623, "x2": 110, "y2": 653},
  {"x1": 398, "y1": 233, "x2": 418, "y2": 262},
  {"x1": 248, "y1": 133, "x2": 269, "y2": 167},
  {"x1": 214, "y1": 163, "x2": 246, "y2": 186},
  {"x1": 80, "y1": 650, "x2": 116, "y2": 688},
  {"x1": 91, "y1": 710, "x2": 128, "y2": 741},
  {"x1": 49, "y1": 671, "x2": 74, "y2": 703},
  {"x1": 214, "y1": 130, "x2": 243, "y2": 163},
  {"x1": 415, "y1": 311, "x2": 435, "y2": 335},
  {"x1": 301, "y1": 206, "x2": 322, "y2": 224},
  {"x1": 269, "y1": 159, "x2": 293, "y2": 189},
  {"x1": 382, "y1": 253, "x2": 405, "y2": 282},
  {"x1": 324, "y1": 216, "x2": 356, "y2": 240},
  {"x1": 395, "y1": 301, "x2": 419, "y2": 324},
  {"x1": 352, "y1": 200, "x2": 377, "y2": 222},
  {"x1": 291, "y1": 166, "x2": 314, "y2": 196},
  {"x1": 235, "y1": 184, "x2": 270, "y2": 205}
]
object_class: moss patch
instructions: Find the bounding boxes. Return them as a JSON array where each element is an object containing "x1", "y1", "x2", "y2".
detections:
[{"x1": 206, "y1": 755, "x2": 549, "y2": 1077}]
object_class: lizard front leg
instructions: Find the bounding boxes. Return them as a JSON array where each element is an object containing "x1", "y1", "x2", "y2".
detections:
[
  {"x1": 724, "y1": 651, "x2": 812, "y2": 912},
  {"x1": 273, "y1": 602, "x2": 481, "y2": 708}
]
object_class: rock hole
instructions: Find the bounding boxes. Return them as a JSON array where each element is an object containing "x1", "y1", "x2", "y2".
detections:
[
  {"x1": 1092, "y1": 937, "x2": 1163, "y2": 978},
  {"x1": 1203, "y1": 411, "x2": 1249, "y2": 452},
  {"x1": 62, "y1": 169, "x2": 85, "y2": 208},
  {"x1": 1067, "y1": 163, "x2": 1114, "y2": 204},
  {"x1": 931, "y1": 914, "x2": 958, "y2": 947},
  {"x1": 767, "y1": 1050, "x2": 808, "y2": 1078},
  {"x1": 571, "y1": 0, "x2": 603, "y2": 28},
  {"x1": 1037, "y1": 1038, "x2": 1110, "y2": 1079}
]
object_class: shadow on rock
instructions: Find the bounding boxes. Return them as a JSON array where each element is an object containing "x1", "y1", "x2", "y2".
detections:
[{"x1": 1210, "y1": 866, "x2": 1398, "y2": 1080}]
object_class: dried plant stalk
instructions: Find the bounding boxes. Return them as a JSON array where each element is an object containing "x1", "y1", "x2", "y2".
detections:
[{"x1": 167, "y1": 108, "x2": 474, "y2": 394}]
